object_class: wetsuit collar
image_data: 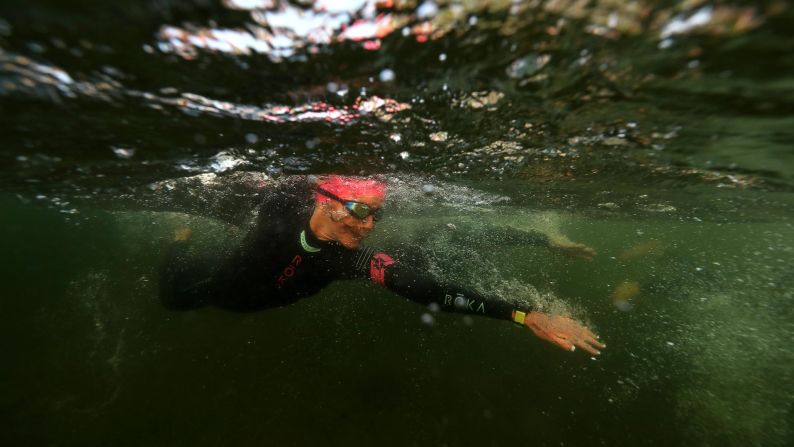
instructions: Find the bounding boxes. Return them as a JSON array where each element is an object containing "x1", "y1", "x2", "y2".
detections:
[{"x1": 300, "y1": 226, "x2": 324, "y2": 253}]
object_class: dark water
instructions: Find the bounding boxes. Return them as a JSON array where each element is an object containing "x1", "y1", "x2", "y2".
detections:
[{"x1": 2, "y1": 1, "x2": 794, "y2": 446}]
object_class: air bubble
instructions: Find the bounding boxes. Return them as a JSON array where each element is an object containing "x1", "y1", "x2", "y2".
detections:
[{"x1": 378, "y1": 69, "x2": 395, "y2": 83}]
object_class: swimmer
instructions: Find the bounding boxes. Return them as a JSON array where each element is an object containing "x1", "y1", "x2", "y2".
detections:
[{"x1": 160, "y1": 175, "x2": 605, "y2": 355}]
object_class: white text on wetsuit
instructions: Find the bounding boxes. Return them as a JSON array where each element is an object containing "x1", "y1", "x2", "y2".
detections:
[{"x1": 443, "y1": 293, "x2": 486, "y2": 314}]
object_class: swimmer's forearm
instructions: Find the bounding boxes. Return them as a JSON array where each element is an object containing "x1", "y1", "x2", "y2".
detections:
[
  {"x1": 382, "y1": 268, "x2": 532, "y2": 321},
  {"x1": 497, "y1": 227, "x2": 551, "y2": 247},
  {"x1": 366, "y1": 250, "x2": 534, "y2": 321},
  {"x1": 451, "y1": 223, "x2": 551, "y2": 248}
]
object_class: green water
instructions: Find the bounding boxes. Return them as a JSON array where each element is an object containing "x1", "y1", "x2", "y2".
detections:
[{"x1": 2, "y1": 1, "x2": 794, "y2": 446}]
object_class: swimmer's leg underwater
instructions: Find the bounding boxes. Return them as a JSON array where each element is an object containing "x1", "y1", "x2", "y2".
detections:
[
  {"x1": 109, "y1": 210, "x2": 243, "y2": 311},
  {"x1": 159, "y1": 237, "x2": 214, "y2": 311},
  {"x1": 158, "y1": 220, "x2": 244, "y2": 311}
]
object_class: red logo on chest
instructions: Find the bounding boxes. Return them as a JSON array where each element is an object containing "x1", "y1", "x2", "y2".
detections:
[{"x1": 276, "y1": 254, "x2": 302, "y2": 287}]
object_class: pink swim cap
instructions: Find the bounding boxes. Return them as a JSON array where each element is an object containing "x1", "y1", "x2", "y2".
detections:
[{"x1": 315, "y1": 175, "x2": 387, "y2": 203}]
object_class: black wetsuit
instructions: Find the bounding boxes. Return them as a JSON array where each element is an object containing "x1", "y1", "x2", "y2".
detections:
[{"x1": 160, "y1": 177, "x2": 534, "y2": 321}]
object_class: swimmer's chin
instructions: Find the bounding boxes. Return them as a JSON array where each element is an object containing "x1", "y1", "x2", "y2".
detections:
[
  {"x1": 338, "y1": 239, "x2": 360, "y2": 250},
  {"x1": 337, "y1": 234, "x2": 369, "y2": 250}
]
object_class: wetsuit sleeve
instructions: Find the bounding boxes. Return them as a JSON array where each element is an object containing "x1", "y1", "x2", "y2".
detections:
[
  {"x1": 347, "y1": 248, "x2": 531, "y2": 321},
  {"x1": 490, "y1": 226, "x2": 550, "y2": 247},
  {"x1": 447, "y1": 222, "x2": 551, "y2": 248}
]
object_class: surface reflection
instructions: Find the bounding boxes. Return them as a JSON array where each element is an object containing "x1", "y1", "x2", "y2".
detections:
[{"x1": 154, "y1": 0, "x2": 776, "y2": 62}]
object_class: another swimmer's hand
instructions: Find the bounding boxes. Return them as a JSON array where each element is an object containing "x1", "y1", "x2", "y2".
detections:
[
  {"x1": 523, "y1": 312, "x2": 605, "y2": 356},
  {"x1": 550, "y1": 240, "x2": 597, "y2": 261}
]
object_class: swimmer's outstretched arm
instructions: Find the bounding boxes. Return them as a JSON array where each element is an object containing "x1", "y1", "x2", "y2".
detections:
[
  {"x1": 358, "y1": 250, "x2": 604, "y2": 356},
  {"x1": 446, "y1": 223, "x2": 597, "y2": 261}
]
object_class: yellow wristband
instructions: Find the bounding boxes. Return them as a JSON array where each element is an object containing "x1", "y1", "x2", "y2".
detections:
[{"x1": 513, "y1": 310, "x2": 526, "y2": 325}]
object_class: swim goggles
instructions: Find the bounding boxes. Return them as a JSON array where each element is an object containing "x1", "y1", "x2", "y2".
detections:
[{"x1": 316, "y1": 187, "x2": 384, "y2": 221}]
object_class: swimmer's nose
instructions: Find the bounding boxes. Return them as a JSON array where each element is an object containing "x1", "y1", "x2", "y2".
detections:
[{"x1": 360, "y1": 215, "x2": 375, "y2": 231}]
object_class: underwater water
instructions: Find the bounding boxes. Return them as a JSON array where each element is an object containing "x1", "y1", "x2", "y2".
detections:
[{"x1": 1, "y1": 1, "x2": 794, "y2": 446}]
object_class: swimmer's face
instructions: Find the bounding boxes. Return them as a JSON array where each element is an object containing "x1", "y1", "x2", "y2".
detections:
[{"x1": 326, "y1": 195, "x2": 384, "y2": 249}]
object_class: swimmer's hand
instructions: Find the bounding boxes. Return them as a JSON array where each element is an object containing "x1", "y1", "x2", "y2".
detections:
[
  {"x1": 173, "y1": 227, "x2": 193, "y2": 242},
  {"x1": 523, "y1": 312, "x2": 605, "y2": 356},
  {"x1": 550, "y1": 240, "x2": 597, "y2": 261}
]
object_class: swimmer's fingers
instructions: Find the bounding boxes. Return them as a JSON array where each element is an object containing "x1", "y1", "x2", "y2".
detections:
[
  {"x1": 551, "y1": 332, "x2": 602, "y2": 356},
  {"x1": 580, "y1": 327, "x2": 605, "y2": 347},
  {"x1": 551, "y1": 336, "x2": 602, "y2": 356},
  {"x1": 551, "y1": 334, "x2": 576, "y2": 352},
  {"x1": 583, "y1": 246, "x2": 597, "y2": 260},
  {"x1": 584, "y1": 334, "x2": 606, "y2": 350},
  {"x1": 558, "y1": 322, "x2": 605, "y2": 355},
  {"x1": 577, "y1": 326, "x2": 606, "y2": 353},
  {"x1": 574, "y1": 338, "x2": 603, "y2": 356},
  {"x1": 575, "y1": 245, "x2": 597, "y2": 261}
]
